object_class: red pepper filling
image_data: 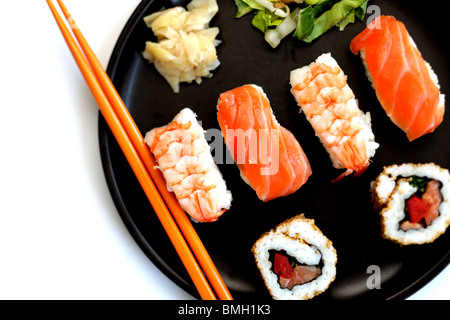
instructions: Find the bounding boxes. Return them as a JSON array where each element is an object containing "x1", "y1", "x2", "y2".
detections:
[
  {"x1": 273, "y1": 253, "x2": 293, "y2": 278},
  {"x1": 402, "y1": 180, "x2": 442, "y2": 231},
  {"x1": 272, "y1": 252, "x2": 321, "y2": 290},
  {"x1": 406, "y1": 195, "x2": 430, "y2": 224}
]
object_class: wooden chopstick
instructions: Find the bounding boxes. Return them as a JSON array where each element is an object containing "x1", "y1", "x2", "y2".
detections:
[{"x1": 47, "y1": 0, "x2": 232, "y2": 300}]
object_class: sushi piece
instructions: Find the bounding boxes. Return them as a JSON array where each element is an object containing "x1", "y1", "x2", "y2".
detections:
[
  {"x1": 290, "y1": 53, "x2": 378, "y2": 182},
  {"x1": 144, "y1": 108, "x2": 232, "y2": 222},
  {"x1": 216, "y1": 84, "x2": 312, "y2": 202},
  {"x1": 252, "y1": 214, "x2": 337, "y2": 300},
  {"x1": 350, "y1": 15, "x2": 445, "y2": 141},
  {"x1": 371, "y1": 163, "x2": 450, "y2": 245}
]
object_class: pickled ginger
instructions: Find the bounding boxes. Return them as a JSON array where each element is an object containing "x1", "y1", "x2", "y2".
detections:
[{"x1": 142, "y1": 0, "x2": 220, "y2": 93}]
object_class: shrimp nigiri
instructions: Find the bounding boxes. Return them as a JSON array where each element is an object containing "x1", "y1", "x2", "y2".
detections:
[
  {"x1": 144, "y1": 108, "x2": 232, "y2": 222},
  {"x1": 350, "y1": 15, "x2": 445, "y2": 141},
  {"x1": 290, "y1": 53, "x2": 378, "y2": 182},
  {"x1": 217, "y1": 84, "x2": 312, "y2": 201}
]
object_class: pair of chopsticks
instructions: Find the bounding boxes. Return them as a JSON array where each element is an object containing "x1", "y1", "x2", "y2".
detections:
[{"x1": 46, "y1": 0, "x2": 232, "y2": 300}]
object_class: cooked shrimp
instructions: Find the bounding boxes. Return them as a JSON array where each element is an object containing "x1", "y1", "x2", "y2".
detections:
[
  {"x1": 144, "y1": 108, "x2": 232, "y2": 222},
  {"x1": 290, "y1": 53, "x2": 378, "y2": 182}
]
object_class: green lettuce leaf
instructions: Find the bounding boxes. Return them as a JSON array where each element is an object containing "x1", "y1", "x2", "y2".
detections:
[
  {"x1": 336, "y1": 0, "x2": 367, "y2": 31},
  {"x1": 303, "y1": 0, "x2": 367, "y2": 43},
  {"x1": 252, "y1": 10, "x2": 271, "y2": 32},
  {"x1": 234, "y1": 0, "x2": 369, "y2": 46},
  {"x1": 312, "y1": 0, "x2": 340, "y2": 17},
  {"x1": 252, "y1": 10, "x2": 282, "y2": 33},
  {"x1": 293, "y1": 6, "x2": 315, "y2": 40},
  {"x1": 355, "y1": 0, "x2": 368, "y2": 21},
  {"x1": 234, "y1": 0, "x2": 253, "y2": 18},
  {"x1": 337, "y1": 7, "x2": 356, "y2": 30},
  {"x1": 242, "y1": 0, "x2": 265, "y2": 11},
  {"x1": 304, "y1": 0, "x2": 321, "y2": 4}
]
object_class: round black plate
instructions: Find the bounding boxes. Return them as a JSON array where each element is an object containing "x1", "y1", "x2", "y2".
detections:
[{"x1": 99, "y1": 0, "x2": 450, "y2": 300}]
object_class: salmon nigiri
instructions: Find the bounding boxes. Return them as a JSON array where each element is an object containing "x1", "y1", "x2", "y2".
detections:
[
  {"x1": 145, "y1": 108, "x2": 232, "y2": 222},
  {"x1": 350, "y1": 15, "x2": 445, "y2": 141},
  {"x1": 217, "y1": 84, "x2": 312, "y2": 202}
]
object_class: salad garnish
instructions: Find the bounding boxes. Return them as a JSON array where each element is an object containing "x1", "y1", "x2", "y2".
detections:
[{"x1": 234, "y1": 0, "x2": 368, "y2": 48}]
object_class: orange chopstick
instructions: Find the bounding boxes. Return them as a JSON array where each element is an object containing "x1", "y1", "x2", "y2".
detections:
[
  {"x1": 52, "y1": 0, "x2": 232, "y2": 300},
  {"x1": 47, "y1": 0, "x2": 232, "y2": 300}
]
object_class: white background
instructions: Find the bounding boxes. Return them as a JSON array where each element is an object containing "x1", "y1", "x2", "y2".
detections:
[{"x1": 0, "y1": 0, "x2": 447, "y2": 300}]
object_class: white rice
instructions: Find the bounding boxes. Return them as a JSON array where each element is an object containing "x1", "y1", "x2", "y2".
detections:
[
  {"x1": 252, "y1": 214, "x2": 337, "y2": 300},
  {"x1": 371, "y1": 163, "x2": 450, "y2": 245}
]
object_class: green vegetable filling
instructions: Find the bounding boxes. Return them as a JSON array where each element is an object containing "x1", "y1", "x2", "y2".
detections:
[{"x1": 409, "y1": 176, "x2": 429, "y2": 195}]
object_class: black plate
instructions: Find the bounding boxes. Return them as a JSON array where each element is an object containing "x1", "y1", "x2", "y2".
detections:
[{"x1": 99, "y1": 0, "x2": 450, "y2": 300}]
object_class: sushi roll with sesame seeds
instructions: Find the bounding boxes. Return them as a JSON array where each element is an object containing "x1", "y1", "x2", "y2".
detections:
[
  {"x1": 371, "y1": 163, "x2": 450, "y2": 245},
  {"x1": 252, "y1": 214, "x2": 337, "y2": 300}
]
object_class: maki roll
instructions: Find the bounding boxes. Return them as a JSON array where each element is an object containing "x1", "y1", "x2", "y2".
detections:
[
  {"x1": 252, "y1": 214, "x2": 337, "y2": 300},
  {"x1": 371, "y1": 163, "x2": 450, "y2": 245}
]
